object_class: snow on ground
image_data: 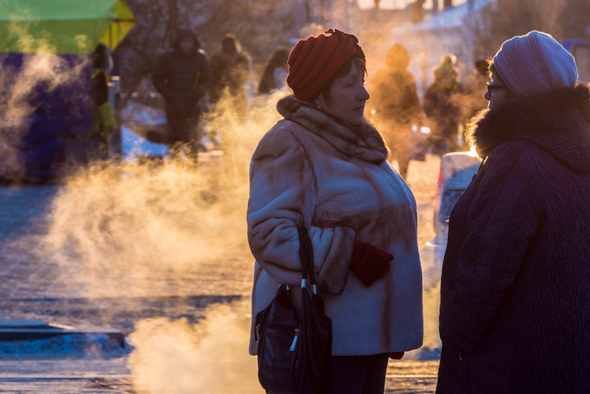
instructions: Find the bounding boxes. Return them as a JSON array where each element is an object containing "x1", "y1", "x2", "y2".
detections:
[
  {"x1": 121, "y1": 127, "x2": 169, "y2": 163},
  {"x1": 121, "y1": 101, "x2": 166, "y2": 127},
  {"x1": 0, "y1": 334, "x2": 128, "y2": 358}
]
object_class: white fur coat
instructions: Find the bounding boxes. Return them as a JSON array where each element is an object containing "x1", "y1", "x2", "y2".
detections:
[{"x1": 247, "y1": 96, "x2": 423, "y2": 356}]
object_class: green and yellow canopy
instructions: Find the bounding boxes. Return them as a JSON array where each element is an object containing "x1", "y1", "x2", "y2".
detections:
[{"x1": 0, "y1": 0, "x2": 135, "y2": 54}]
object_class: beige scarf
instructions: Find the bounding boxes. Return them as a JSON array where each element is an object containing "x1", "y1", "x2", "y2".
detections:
[{"x1": 277, "y1": 96, "x2": 389, "y2": 165}]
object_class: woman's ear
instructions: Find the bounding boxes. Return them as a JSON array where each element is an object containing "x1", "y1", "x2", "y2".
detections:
[{"x1": 313, "y1": 93, "x2": 324, "y2": 109}]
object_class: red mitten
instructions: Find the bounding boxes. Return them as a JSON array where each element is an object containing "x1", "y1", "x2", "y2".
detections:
[
  {"x1": 350, "y1": 242, "x2": 393, "y2": 286},
  {"x1": 389, "y1": 352, "x2": 405, "y2": 360}
]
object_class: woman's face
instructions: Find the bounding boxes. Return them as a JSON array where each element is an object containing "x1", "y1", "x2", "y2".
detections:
[
  {"x1": 484, "y1": 71, "x2": 512, "y2": 110},
  {"x1": 314, "y1": 62, "x2": 370, "y2": 127}
]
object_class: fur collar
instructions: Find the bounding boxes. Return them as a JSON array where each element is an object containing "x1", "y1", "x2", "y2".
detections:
[
  {"x1": 276, "y1": 95, "x2": 388, "y2": 164},
  {"x1": 468, "y1": 83, "x2": 590, "y2": 172}
]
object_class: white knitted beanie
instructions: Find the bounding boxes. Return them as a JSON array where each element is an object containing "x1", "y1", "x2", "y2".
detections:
[{"x1": 493, "y1": 31, "x2": 579, "y2": 97}]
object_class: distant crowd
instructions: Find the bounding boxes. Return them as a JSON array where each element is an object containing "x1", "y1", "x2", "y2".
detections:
[{"x1": 91, "y1": 26, "x2": 493, "y2": 168}]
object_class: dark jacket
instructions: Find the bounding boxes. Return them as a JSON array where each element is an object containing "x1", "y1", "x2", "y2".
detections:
[
  {"x1": 258, "y1": 48, "x2": 289, "y2": 95},
  {"x1": 424, "y1": 67, "x2": 463, "y2": 152},
  {"x1": 152, "y1": 29, "x2": 211, "y2": 117},
  {"x1": 209, "y1": 50, "x2": 249, "y2": 103},
  {"x1": 91, "y1": 44, "x2": 116, "y2": 133},
  {"x1": 371, "y1": 68, "x2": 422, "y2": 128},
  {"x1": 437, "y1": 83, "x2": 590, "y2": 394}
]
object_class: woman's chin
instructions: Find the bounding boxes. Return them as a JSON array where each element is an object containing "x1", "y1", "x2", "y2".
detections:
[
  {"x1": 350, "y1": 116, "x2": 364, "y2": 126},
  {"x1": 349, "y1": 110, "x2": 364, "y2": 121}
]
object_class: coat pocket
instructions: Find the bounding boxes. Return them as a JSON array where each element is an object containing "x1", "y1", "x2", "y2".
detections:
[{"x1": 438, "y1": 328, "x2": 470, "y2": 393}]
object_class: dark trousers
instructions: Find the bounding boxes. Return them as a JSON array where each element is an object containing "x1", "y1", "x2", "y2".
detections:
[
  {"x1": 166, "y1": 112, "x2": 201, "y2": 161},
  {"x1": 328, "y1": 353, "x2": 389, "y2": 394},
  {"x1": 268, "y1": 353, "x2": 389, "y2": 394},
  {"x1": 166, "y1": 114, "x2": 200, "y2": 144}
]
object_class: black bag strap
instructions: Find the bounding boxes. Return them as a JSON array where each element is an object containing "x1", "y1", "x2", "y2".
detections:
[{"x1": 298, "y1": 227, "x2": 317, "y2": 294}]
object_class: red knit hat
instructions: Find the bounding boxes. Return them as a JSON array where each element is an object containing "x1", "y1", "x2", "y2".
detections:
[{"x1": 287, "y1": 29, "x2": 365, "y2": 102}]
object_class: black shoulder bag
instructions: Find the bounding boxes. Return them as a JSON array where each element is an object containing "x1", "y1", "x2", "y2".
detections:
[{"x1": 255, "y1": 227, "x2": 333, "y2": 394}]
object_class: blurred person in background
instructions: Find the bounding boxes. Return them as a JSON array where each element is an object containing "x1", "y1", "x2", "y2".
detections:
[
  {"x1": 209, "y1": 33, "x2": 250, "y2": 120},
  {"x1": 458, "y1": 59, "x2": 490, "y2": 147},
  {"x1": 423, "y1": 54, "x2": 463, "y2": 154},
  {"x1": 437, "y1": 31, "x2": 590, "y2": 393},
  {"x1": 257, "y1": 46, "x2": 289, "y2": 95},
  {"x1": 247, "y1": 29, "x2": 423, "y2": 393},
  {"x1": 370, "y1": 43, "x2": 423, "y2": 180},
  {"x1": 152, "y1": 28, "x2": 211, "y2": 157},
  {"x1": 91, "y1": 43, "x2": 117, "y2": 158},
  {"x1": 462, "y1": 59, "x2": 490, "y2": 119}
]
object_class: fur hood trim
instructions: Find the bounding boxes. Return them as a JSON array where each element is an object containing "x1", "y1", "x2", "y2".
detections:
[
  {"x1": 277, "y1": 95, "x2": 388, "y2": 164},
  {"x1": 468, "y1": 83, "x2": 590, "y2": 172}
]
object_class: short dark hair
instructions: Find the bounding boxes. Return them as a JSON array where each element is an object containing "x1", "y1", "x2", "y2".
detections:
[{"x1": 308, "y1": 52, "x2": 367, "y2": 104}]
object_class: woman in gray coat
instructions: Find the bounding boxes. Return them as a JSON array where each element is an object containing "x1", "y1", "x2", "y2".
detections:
[{"x1": 247, "y1": 30, "x2": 423, "y2": 393}]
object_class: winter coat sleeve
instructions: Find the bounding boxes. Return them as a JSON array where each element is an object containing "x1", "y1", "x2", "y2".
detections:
[
  {"x1": 209, "y1": 54, "x2": 222, "y2": 103},
  {"x1": 200, "y1": 52, "x2": 212, "y2": 88},
  {"x1": 92, "y1": 71, "x2": 109, "y2": 106},
  {"x1": 258, "y1": 66, "x2": 274, "y2": 95},
  {"x1": 441, "y1": 141, "x2": 541, "y2": 353},
  {"x1": 152, "y1": 54, "x2": 175, "y2": 101},
  {"x1": 247, "y1": 126, "x2": 357, "y2": 295},
  {"x1": 423, "y1": 87, "x2": 436, "y2": 118},
  {"x1": 186, "y1": 52, "x2": 212, "y2": 103},
  {"x1": 402, "y1": 79, "x2": 422, "y2": 124}
]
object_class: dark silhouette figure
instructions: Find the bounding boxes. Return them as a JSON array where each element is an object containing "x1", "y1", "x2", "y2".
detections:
[
  {"x1": 209, "y1": 34, "x2": 249, "y2": 118},
  {"x1": 152, "y1": 28, "x2": 211, "y2": 156},
  {"x1": 462, "y1": 60, "x2": 489, "y2": 118},
  {"x1": 371, "y1": 44, "x2": 423, "y2": 179},
  {"x1": 458, "y1": 59, "x2": 489, "y2": 147},
  {"x1": 91, "y1": 43, "x2": 117, "y2": 159},
  {"x1": 423, "y1": 54, "x2": 463, "y2": 154},
  {"x1": 258, "y1": 47, "x2": 289, "y2": 95}
]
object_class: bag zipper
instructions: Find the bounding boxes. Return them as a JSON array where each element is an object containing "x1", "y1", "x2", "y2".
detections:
[{"x1": 289, "y1": 328, "x2": 299, "y2": 351}]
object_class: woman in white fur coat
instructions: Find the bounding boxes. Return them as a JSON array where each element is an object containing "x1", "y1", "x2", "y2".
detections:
[{"x1": 247, "y1": 29, "x2": 423, "y2": 393}]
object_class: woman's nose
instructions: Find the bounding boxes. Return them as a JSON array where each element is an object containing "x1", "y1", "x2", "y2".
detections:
[{"x1": 359, "y1": 85, "x2": 370, "y2": 101}]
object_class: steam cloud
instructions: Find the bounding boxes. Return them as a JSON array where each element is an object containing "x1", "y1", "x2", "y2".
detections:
[
  {"x1": 128, "y1": 300, "x2": 262, "y2": 394},
  {"x1": 0, "y1": 11, "x2": 88, "y2": 179},
  {"x1": 41, "y1": 90, "x2": 286, "y2": 298},
  {"x1": 35, "y1": 91, "x2": 285, "y2": 390}
]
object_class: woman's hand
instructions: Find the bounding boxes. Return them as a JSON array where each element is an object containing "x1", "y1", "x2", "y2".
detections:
[{"x1": 350, "y1": 242, "x2": 393, "y2": 286}]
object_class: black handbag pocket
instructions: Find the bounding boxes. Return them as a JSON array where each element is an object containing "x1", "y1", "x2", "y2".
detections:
[
  {"x1": 256, "y1": 228, "x2": 332, "y2": 394},
  {"x1": 256, "y1": 286, "x2": 300, "y2": 393},
  {"x1": 259, "y1": 323, "x2": 299, "y2": 391}
]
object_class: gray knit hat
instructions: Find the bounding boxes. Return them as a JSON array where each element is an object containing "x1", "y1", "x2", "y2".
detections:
[{"x1": 493, "y1": 31, "x2": 578, "y2": 97}]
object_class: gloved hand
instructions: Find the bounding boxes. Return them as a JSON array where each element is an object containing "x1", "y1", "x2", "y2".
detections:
[{"x1": 350, "y1": 242, "x2": 393, "y2": 286}]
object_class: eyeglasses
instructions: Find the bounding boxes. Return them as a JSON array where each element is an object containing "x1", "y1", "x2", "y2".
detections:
[{"x1": 486, "y1": 83, "x2": 508, "y2": 99}]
